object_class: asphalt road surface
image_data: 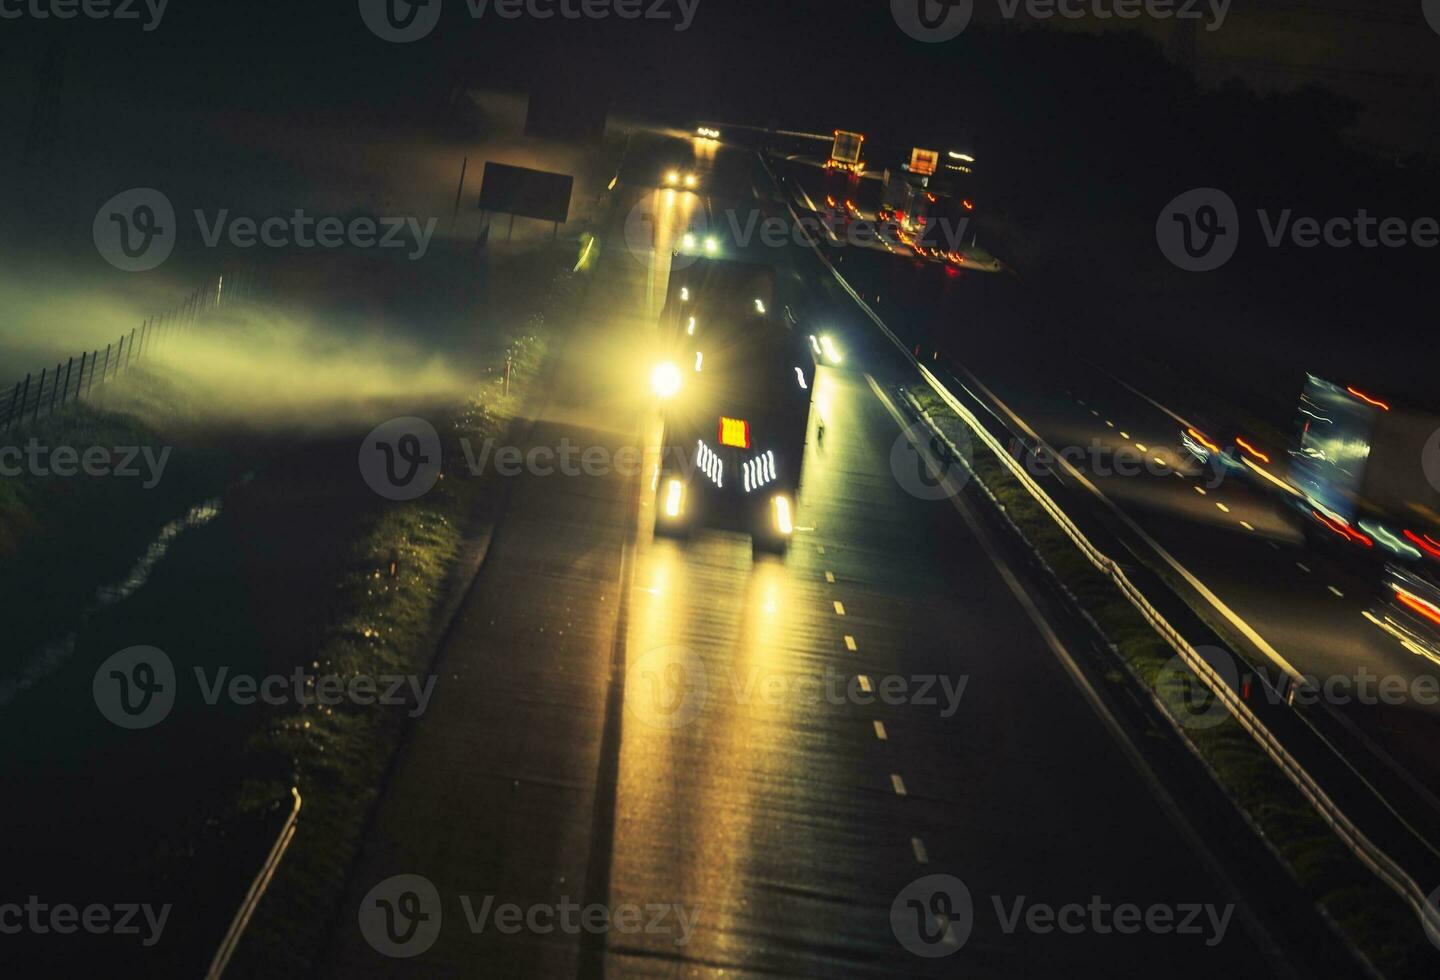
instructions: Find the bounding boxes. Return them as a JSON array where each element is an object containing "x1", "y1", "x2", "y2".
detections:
[{"x1": 321, "y1": 139, "x2": 1345, "y2": 978}]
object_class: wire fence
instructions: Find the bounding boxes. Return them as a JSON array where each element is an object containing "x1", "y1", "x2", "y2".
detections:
[{"x1": 0, "y1": 270, "x2": 255, "y2": 432}]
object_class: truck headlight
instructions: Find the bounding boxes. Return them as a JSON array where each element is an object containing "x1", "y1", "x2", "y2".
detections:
[
  {"x1": 664, "y1": 479, "x2": 685, "y2": 518},
  {"x1": 772, "y1": 494, "x2": 794, "y2": 536},
  {"x1": 651, "y1": 361, "x2": 682, "y2": 399}
]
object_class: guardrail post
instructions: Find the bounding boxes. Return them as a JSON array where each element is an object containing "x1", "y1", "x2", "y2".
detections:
[
  {"x1": 48, "y1": 363, "x2": 61, "y2": 413},
  {"x1": 62, "y1": 356, "x2": 73, "y2": 405},
  {"x1": 76, "y1": 352, "x2": 87, "y2": 402},
  {"x1": 33, "y1": 368, "x2": 45, "y2": 422}
]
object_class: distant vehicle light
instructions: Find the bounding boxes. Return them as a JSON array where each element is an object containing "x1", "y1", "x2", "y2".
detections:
[
  {"x1": 719, "y1": 416, "x2": 750, "y2": 449},
  {"x1": 754, "y1": 298, "x2": 766, "y2": 314},
  {"x1": 772, "y1": 495, "x2": 794, "y2": 536},
  {"x1": 694, "y1": 351, "x2": 703, "y2": 372},
  {"x1": 703, "y1": 236, "x2": 718, "y2": 254},
  {"x1": 962, "y1": 199, "x2": 975, "y2": 211},
  {"x1": 1346, "y1": 386, "x2": 1391, "y2": 411},
  {"x1": 1235, "y1": 436, "x2": 1270, "y2": 464},
  {"x1": 948, "y1": 151, "x2": 975, "y2": 162},
  {"x1": 794, "y1": 366, "x2": 807, "y2": 389},
  {"x1": 1396, "y1": 588, "x2": 1440, "y2": 627},
  {"x1": 651, "y1": 362, "x2": 682, "y2": 398},
  {"x1": 665, "y1": 170, "x2": 680, "y2": 186},
  {"x1": 680, "y1": 286, "x2": 689, "y2": 301},
  {"x1": 664, "y1": 479, "x2": 684, "y2": 518},
  {"x1": 819, "y1": 335, "x2": 842, "y2": 364},
  {"x1": 1404, "y1": 529, "x2": 1440, "y2": 560},
  {"x1": 682, "y1": 232, "x2": 697, "y2": 250},
  {"x1": 684, "y1": 173, "x2": 698, "y2": 188},
  {"x1": 1186, "y1": 427, "x2": 1220, "y2": 454},
  {"x1": 808, "y1": 334, "x2": 822, "y2": 356}
]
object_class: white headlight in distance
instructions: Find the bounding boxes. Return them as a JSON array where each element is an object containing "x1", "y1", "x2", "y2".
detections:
[
  {"x1": 665, "y1": 479, "x2": 684, "y2": 518},
  {"x1": 819, "y1": 335, "x2": 842, "y2": 364},
  {"x1": 704, "y1": 236, "x2": 718, "y2": 254}
]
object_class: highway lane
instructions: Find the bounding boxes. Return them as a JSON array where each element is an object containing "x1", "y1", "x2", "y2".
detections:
[
  {"x1": 770, "y1": 157, "x2": 1440, "y2": 812},
  {"x1": 320, "y1": 139, "x2": 1330, "y2": 977}
]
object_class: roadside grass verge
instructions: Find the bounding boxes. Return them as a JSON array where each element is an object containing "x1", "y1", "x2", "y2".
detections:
[
  {"x1": 908, "y1": 384, "x2": 1435, "y2": 979},
  {"x1": 225, "y1": 257, "x2": 568, "y2": 979}
]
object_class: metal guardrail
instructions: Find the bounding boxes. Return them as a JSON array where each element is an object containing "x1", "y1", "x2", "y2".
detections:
[
  {"x1": 756, "y1": 151, "x2": 1440, "y2": 945},
  {"x1": 204, "y1": 786, "x2": 302, "y2": 980}
]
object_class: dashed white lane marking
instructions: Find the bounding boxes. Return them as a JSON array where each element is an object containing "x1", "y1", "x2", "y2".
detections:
[
  {"x1": 1267, "y1": 540, "x2": 1281, "y2": 550},
  {"x1": 1216, "y1": 502, "x2": 1231, "y2": 513},
  {"x1": 1328, "y1": 585, "x2": 1345, "y2": 598},
  {"x1": 1152, "y1": 456, "x2": 1167, "y2": 468},
  {"x1": 844, "y1": 635, "x2": 858, "y2": 651},
  {"x1": 1194, "y1": 486, "x2": 1207, "y2": 495},
  {"x1": 858, "y1": 675, "x2": 873, "y2": 693},
  {"x1": 1296, "y1": 562, "x2": 1311, "y2": 573},
  {"x1": 1240, "y1": 521, "x2": 1255, "y2": 532},
  {"x1": 825, "y1": 571, "x2": 836, "y2": 583},
  {"x1": 1135, "y1": 443, "x2": 1149, "y2": 453},
  {"x1": 1105, "y1": 420, "x2": 1115, "y2": 428},
  {"x1": 873, "y1": 720, "x2": 888, "y2": 741},
  {"x1": 1090, "y1": 409, "x2": 1100, "y2": 417},
  {"x1": 890, "y1": 774, "x2": 908, "y2": 797},
  {"x1": 833, "y1": 600, "x2": 846, "y2": 616},
  {"x1": 1120, "y1": 431, "x2": 1130, "y2": 440},
  {"x1": 911, "y1": 837, "x2": 930, "y2": 864}
]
